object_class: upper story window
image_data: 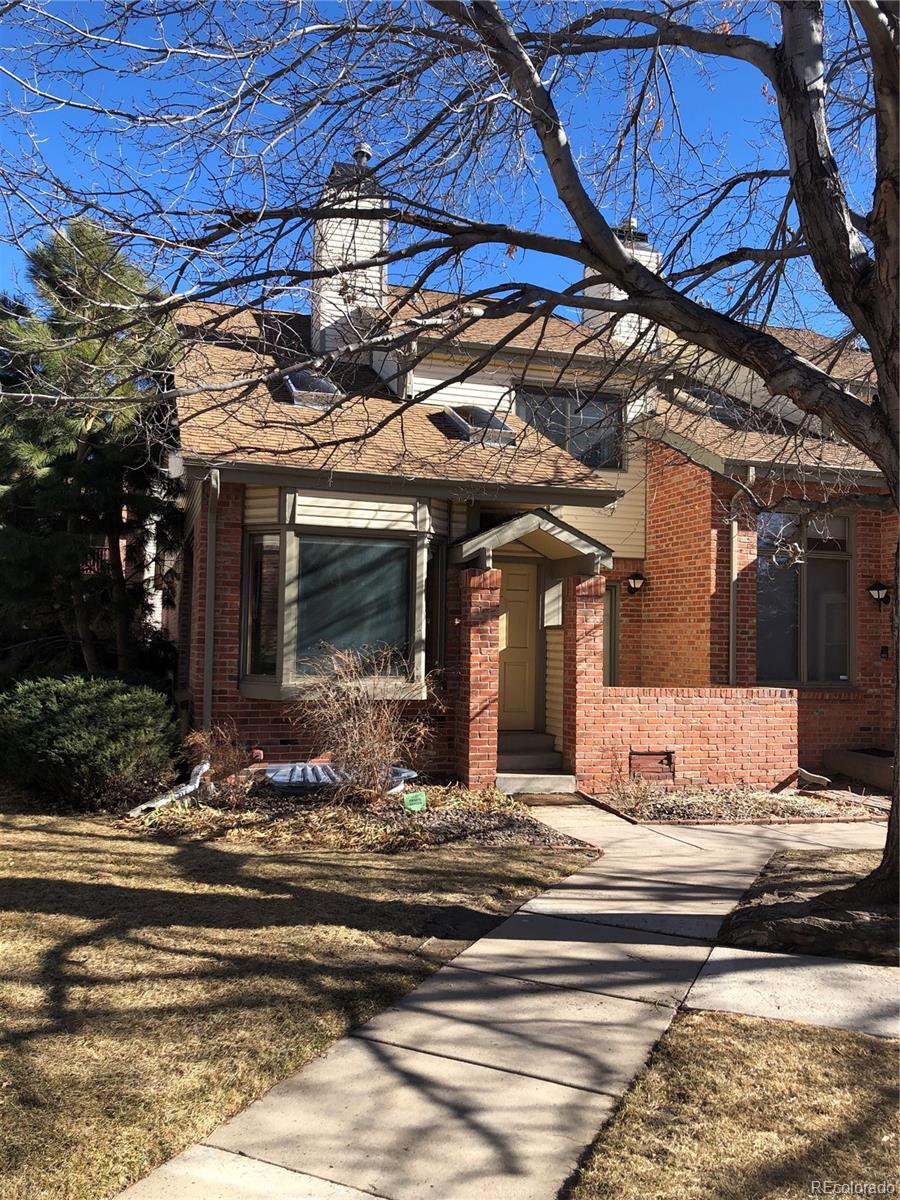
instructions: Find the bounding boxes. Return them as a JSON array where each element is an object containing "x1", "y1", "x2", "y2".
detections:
[
  {"x1": 515, "y1": 387, "x2": 624, "y2": 468},
  {"x1": 756, "y1": 512, "x2": 852, "y2": 685}
]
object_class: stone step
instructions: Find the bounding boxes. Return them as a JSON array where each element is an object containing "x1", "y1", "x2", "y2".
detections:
[
  {"x1": 497, "y1": 731, "x2": 557, "y2": 753},
  {"x1": 497, "y1": 751, "x2": 564, "y2": 772},
  {"x1": 496, "y1": 772, "x2": 577, "y2": 795}
]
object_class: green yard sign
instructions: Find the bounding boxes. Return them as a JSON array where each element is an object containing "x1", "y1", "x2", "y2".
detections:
[{"x1": 403, "y1": 791, "x2": 427, "y2": 812}]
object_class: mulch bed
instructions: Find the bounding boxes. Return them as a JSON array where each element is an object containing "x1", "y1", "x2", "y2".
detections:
[
  {"x1": 134, "y1": 783, "x2": 591, "y2": 852},
  {"x1": 594, "y1": 783, "x2": 885, "y2": 825},
  {"x1": 717, "y1": 848, "x2": 898, "y2": 966}
]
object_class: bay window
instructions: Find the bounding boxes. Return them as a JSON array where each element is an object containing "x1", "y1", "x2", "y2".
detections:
[
  {"x1": 756, "y1": 512, "x2": 852, "y2": 685},
  {"x1": 294, "y1": 535, "x2": 412, "y2": 671},
  {"x1": 246, "y1": 533, "x2": 280, "y2": 676},
  {"x1": 242, "y1": 519, "x2": 435, "y2": 692}
]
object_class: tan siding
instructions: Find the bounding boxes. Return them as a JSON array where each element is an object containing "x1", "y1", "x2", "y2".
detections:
[
  {"x1": 554, "y1": 443, "x2": 646, "y2": 558},
  {"x1": 450, "y1": 501, "x2": 473, "y2": 540},
  {"x1": 430, "y1": 498, "x2": 450, "y2": 538},
  {"x1": 244, "y1": 485, "x2": 280, "y2": 525},
  {"x1": 545, "y1": 628, "x2": 564, "y2": 752},
  {"x1": 412, "y1": 360, "x2": 514, "y2": 413},
  {"x1": 290, "y1": 490, "x2": 419, "y2": 532}
]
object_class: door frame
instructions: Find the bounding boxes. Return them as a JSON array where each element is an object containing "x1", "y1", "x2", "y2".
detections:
[{"x1": 495, "y1": 554, "x2": 546, "y2": 733}]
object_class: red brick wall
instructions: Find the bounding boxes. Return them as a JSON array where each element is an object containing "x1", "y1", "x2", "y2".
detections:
[
  {"x1": 605, "y1": 558, "x2": 643, "y2": 685},
  {"x1": 642, "y1": 443, "x2": 716, "y2": 684},
  {"x1": 714, "y1": 483, "x2": 897, "y2": 768},
  {"x1": 454, "y1": 567, "x2": 501, "y2": 787},
  {"x1": 584, "y1": 686, "x2": 799, "y2": 791},
  {"x1": 562, "y1": 574, "x2": 606, "y2": 781}
]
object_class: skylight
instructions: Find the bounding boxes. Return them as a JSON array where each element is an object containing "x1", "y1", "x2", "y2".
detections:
[
  {"x1": 444, "y1": 404, "x2": 516, "y2": 449},
  {"x1": 285, "y1": 369, "x2": 343, "y2": 409}
]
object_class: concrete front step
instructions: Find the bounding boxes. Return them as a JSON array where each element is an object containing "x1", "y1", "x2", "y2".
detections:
[
  {"x1": 497, "y1": 751, "x2": 564, "y2": 772},
  {"x1": 496, "y1": 772, "x2": 577, "y2": 795},
  {"x1": 497, "y1": 731, "x2": 556, "y2": 753}
]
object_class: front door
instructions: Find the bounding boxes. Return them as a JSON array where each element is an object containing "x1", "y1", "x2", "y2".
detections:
[{"x1": 499, "y1": 562, "x2": 538, "y2": 730}]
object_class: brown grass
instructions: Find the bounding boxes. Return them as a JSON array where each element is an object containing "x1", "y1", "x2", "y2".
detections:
[
  {"x1": 0, "y1": 806, "x2": 590, "y2": 1200},
  {"x1": 566, "y1": 1010, "x2": 900, "y2": 1200}
]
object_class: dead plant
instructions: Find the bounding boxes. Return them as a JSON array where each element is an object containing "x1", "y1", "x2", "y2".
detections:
[
  {"x1": 288, "y1": 644, "x2": 436, "y2": 805},
  {"x1": 182, "y1": 719, "x2": 255, "y2": 809}
]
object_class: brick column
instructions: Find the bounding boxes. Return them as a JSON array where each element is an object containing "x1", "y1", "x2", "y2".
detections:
[
  {"x1": 455, "y1": 567, "x2": 501, "y2": 788},
  {"x1": 562, "y1": 573, "x2": 606, "y2": 790}
]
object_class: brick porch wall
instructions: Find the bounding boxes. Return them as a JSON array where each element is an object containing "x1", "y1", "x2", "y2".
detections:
[
  {"x1": 605, "y1": 558, "x2": 643, "y2": 685},
  {"x1": 584, "y1": 686, "x2": 799, "y2": 791},
  {"x1": 562, "y1": 574, "x2": 606, "y2": 785},
  {"x1": 454, "y1": 567, "x2": 501, "y2": 787},
  {"x1": 642, "y1": 443, "x2": 715, "y2": 683}
]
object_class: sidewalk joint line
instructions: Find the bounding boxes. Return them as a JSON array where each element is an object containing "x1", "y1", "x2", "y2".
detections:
[
  {"x1": 440, "y1": 960, "x2": 683, "y2": 1009},
  {"x1": 198, "y1": 1143, "x2": 397, "y2": 1200},
  {"x1": 348, "y1": 1032, "x2": 628, "y2": 1099}
]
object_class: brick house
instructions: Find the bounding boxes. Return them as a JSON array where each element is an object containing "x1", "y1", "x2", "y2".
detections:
[{"x1": 166, "y1": 155, "x2": 896, "y2": 794}]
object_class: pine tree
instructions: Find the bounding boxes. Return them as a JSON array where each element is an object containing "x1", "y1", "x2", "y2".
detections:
[{"x1": 0, "y1": 221, "x2": 181, "y2": 676}]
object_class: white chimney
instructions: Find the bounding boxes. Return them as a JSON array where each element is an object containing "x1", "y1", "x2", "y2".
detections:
[
  {"x1": 310, "y1": 143, "x2": 389, "y2": 356},
  {"x1": 583, "y1": 218, "x2": 662, "y2": 352}
]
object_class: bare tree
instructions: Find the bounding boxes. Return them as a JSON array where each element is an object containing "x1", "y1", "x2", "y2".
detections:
[{"x1": 0, "y1": 1, "x2": 896, "y2": 886}]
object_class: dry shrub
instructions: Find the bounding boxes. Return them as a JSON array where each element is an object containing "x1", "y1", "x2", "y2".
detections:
[
  {"x1": 182, "y1": 719, "x2": 255, "y2": 809},
  {"x1": 288, "y1": 645, "x2": 435, "y2": 805}
]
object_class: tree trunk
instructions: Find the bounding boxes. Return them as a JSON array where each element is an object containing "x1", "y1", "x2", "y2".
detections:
[
  {"x1": 864, "y1": 540, "x2": 899, "y2": 900},
  {"x1": 70, "y1": 577, "x2": 101, "y2": 674},
  {"x1": 106, "y1": 529, "x2": 132, "y2": 674}
]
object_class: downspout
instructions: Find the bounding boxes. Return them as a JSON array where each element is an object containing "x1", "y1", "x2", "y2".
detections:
[{"x1": 202, "y1": 469, "x2": 220, "y2": 729}]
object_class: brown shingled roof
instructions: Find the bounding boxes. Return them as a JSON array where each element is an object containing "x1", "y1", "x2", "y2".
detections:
[
  {"x1": 174, "y1": 330, "x2": 618, "y2": 495},
  {"x1": 647, "y1": 395, "x2": 881, "y2": 477}
]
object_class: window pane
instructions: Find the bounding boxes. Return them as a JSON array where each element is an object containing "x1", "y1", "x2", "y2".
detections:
[
  {"x1": 516, "y1": 390, "x2": 568, "y2": 449},
  {"x1": 757, "y1": 511, "x2": 800, "y2": 550},
  {"x1": 568, "y1": 398, "x2": 623, "y2": 468},
  {"x1": 248, "y1": 533, "x2": 279, "y2": 675},
  {"x1": 806, "y1": 515, "x2": 848, "y2": 553},
  {"x1": 296, "y1": 536, "x2": 410, "y2": 668},
  {"x1": 806, "y1": 558, "x2": 849, "y2": 682},
  {"x1": 757, "y1": 557, "x2": 799, "y2": 681}
]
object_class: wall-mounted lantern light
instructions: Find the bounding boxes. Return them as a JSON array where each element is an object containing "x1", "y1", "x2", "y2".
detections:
[
  {"x1": 868, "y1": 581, "x2": 891, "y2": 606},
  {"x1": 627, "y1": 571, "x2": 646, "y2": 595}
]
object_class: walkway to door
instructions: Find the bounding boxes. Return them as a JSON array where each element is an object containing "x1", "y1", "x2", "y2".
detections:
[{"x1": 120, "y1": 811, "x2": 892, "y2": 1200}]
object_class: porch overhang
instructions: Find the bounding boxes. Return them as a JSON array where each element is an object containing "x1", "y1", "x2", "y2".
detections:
[{"x1": 450, "y1": 508, "x2": 614, "y2": 574}]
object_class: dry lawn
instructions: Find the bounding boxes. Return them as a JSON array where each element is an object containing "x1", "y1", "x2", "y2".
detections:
[
  {"x1": 0, "y1": 806, "x2": 590, "y2": 1200},
  {"x1": 567, "y1": 1010, "x2": 899, "y2": 1200}
]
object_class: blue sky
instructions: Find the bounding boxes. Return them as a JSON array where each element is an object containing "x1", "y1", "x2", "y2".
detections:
[{"x1": 0, "y1": 3, "x2": 861, "y2": 337}]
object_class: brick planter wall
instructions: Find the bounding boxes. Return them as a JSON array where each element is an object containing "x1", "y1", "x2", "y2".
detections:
[{"x1": 581, "y1": 686, "x2": 799, "y2": 792}]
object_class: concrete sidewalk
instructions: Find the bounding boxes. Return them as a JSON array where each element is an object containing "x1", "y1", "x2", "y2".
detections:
[{"x1": 120, "y1": 808, "x2": 892, "y2": 1200}]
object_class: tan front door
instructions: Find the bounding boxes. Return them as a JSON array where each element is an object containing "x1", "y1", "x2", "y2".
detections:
[{"x1": 499, "y1": 562, "x2": 538, "y2": 730}]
